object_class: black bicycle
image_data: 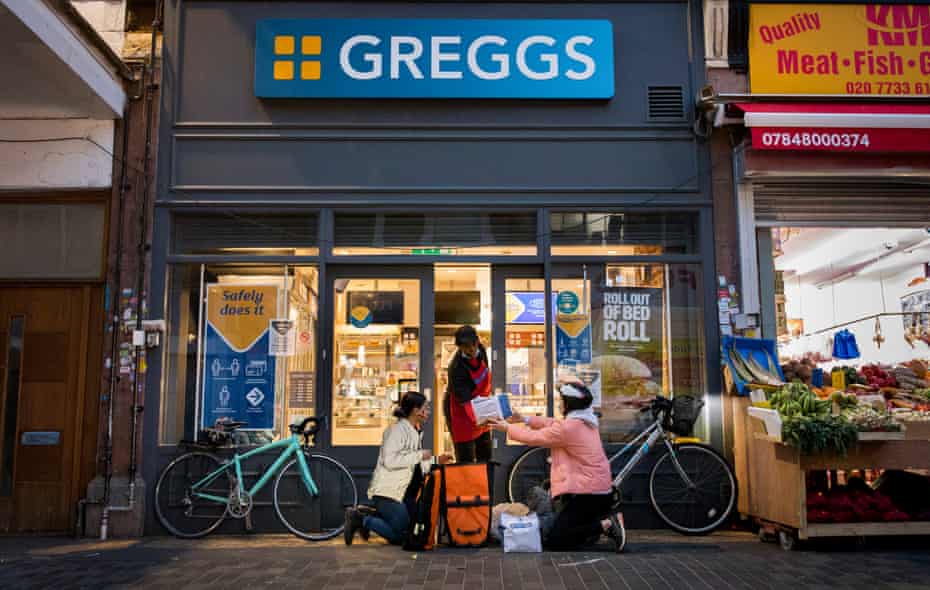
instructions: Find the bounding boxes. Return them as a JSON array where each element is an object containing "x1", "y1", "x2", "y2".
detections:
[{"x1": 507, "y1": 396, "x2": 737, "y2": 535}]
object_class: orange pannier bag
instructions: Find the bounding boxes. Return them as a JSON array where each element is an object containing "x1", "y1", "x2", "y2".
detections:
[{"x1": 442, "y1": 463, "x2": 493, "y2": 547}]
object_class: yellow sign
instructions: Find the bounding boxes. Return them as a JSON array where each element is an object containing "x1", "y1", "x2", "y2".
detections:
[
  {"x1": 207, "y1": 284, "x2": 278, "y2": 351},
  {"x1": 749, "y1": 4, "x2": 930, "y2": 95}
]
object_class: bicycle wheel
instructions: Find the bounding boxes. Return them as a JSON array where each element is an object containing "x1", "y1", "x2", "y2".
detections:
[
  {"x1": 155, "y1": 452, "x2": 231, "y2": 538},
  {"x1": 507, "y1": 446, "x2": 551, "y2": 503},
  {"x1": 274, "y1": 451, "x2": 358, "y2": 540},
  {"x1": 648, "y1": 443, "x2": 737, "y2": 535}
]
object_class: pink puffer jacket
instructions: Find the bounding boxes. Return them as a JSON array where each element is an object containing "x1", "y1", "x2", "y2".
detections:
[{"x1": 507, "y1": 416, "x2": 612, "y2": 499}]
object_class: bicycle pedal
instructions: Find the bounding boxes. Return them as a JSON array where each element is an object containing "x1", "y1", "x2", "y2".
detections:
[{"x1": 244, "y1": 513, "x2": 254, "y2": 532}]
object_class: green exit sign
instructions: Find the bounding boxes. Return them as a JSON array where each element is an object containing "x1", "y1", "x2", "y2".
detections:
[{"x1": 411, "y1": 248, "x2": 456, "y2": 256}]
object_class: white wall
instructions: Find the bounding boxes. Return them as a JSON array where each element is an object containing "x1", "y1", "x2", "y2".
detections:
[
  {"x1": 0, "y1": 119, "x2": 114, "y2": 189},
  {"x1": 782, "y1": 263, "x2": 930, "y2": 365},
  {"x1": 70, "y1": 0, "x2": 125, "y2": 55}
]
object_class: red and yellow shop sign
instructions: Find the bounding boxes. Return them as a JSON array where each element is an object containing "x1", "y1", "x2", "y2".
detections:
[{"x1": 749, "y1": 4, "x2": 930, "y2": 96}]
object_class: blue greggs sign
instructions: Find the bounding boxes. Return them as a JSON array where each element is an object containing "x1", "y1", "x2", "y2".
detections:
[{"x1": 255, "y1": 19, "x2": 614, "y2": 99}]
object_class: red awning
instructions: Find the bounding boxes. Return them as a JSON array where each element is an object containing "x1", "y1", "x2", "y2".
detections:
[{"x1": 733, "y1": 103, "x2": 930, "y2": 153}]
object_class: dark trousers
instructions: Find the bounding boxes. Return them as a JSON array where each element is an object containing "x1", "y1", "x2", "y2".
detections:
[
  {"x1": 453, "y1": 431, "x2": 492, "y2": 463},
  {"x1": 545, "y1": 493, "x2": 614, "y2": 551},
  {"x1": 363, "y1": 496, "x2": 410, "y2": 545}
]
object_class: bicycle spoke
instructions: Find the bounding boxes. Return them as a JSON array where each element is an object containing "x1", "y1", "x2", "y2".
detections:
[
  {"x1": 155, "y1": 452, "x2": 230, "y2": 538},
  {"x1": 274, "y1": 452, "x2": 358, "y2": 541},
  {"x1": 649, "y1": 445, "x2": 736, "y2": 534}
]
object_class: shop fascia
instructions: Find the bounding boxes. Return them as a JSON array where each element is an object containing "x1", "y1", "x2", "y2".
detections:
[{"x1": 256, "y1": 19, "x2": 615, "y2": 99}]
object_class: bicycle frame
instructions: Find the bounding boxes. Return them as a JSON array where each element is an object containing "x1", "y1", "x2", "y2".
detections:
[
  {"x1": 190, "y1": 433, "x2": 318, "y2": 504},
  {"x1": 608, "y1": 419, "x2": 696, "y2": 490}
]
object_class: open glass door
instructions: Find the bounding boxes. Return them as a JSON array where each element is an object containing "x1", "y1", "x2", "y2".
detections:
[
  {"x1": 433, "y1": 265, "x2": 492, "y2": 459},
  {"x1": 327, "y1": 267, "x2": 433, "y2": 455}
]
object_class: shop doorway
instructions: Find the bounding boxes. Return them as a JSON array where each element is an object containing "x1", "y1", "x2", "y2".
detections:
[
  {"x1": 0, "y1": 286, "x2": 102, "y2": 532},
  {"x1": 325, "y1": 266, "x2": 435, "y2": 468}
]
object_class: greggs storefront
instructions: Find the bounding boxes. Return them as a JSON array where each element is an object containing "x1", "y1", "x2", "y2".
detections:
[{"x1": 145, "y1": 0, "x2": 719, "y2": 533}]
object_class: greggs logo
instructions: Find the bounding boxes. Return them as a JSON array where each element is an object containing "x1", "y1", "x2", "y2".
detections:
[
  {"x1": 255, "y1": 19, "x2": 615, "y2": 99},
  {"x1": 866, "y1": 5, "x2": 930, "y2": 47}
]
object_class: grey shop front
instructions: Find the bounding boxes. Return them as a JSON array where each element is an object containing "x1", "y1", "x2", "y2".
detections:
[{"x1": 144, "y1": 0, "x2": 720, "y2": 533}]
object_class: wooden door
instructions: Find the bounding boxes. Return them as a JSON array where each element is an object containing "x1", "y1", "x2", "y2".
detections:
[{"x1": 0, "y1": 286, "x2": 100, "y2": 532}]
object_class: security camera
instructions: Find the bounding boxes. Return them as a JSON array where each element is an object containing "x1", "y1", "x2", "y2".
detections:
[{"x1": 884, "y1": 240, "x2": 899, "y2": 250}]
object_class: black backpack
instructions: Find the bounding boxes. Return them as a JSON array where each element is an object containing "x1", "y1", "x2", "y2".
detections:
[{"x1": 403, "y1": 466, "x2": 443, "y2": 551}]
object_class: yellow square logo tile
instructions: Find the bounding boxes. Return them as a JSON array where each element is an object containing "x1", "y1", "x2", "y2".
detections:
[
  {"x1": 301, "y1": 61, "x2": 321, "y2": 80},
  {"x1": 301, "y1": 36, "x2": 322, "y2": 55},
  {"x1": 274, "y1": 36, "x2": 295, "y2": 55},
  {"x1": 273, "y1": 60, "x2": 295, "y2": 80}
]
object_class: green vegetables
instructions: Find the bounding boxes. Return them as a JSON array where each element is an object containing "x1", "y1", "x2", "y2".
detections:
[
  {"x1": 769, "y1": 382, "x2": 831, "y2": 418},
  {"x1": 782, "y1": 415, "x2": 859, "y2": 456}
]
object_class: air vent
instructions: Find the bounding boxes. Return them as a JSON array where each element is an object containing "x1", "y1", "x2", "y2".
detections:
[{"x1": 647, "y1": 85, "x2": 686, "y2": 121}]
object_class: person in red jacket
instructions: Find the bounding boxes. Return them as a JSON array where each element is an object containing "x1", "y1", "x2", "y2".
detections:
[{"x1": 444, "y1": 325, "x2": 492, "y2": 463}]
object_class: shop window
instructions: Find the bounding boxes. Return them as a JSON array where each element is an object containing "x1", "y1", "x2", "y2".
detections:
[
  {"x1": 773, "y1": 226, "x2": 930, "y2": 370},
  {"x1": 554, "y1": 264, "x2": 706, "y2": 442},
  {"x1": 160, "y1": 264, "x2": 319, "y2": 445},
  {"x1": 172, "y1": 213, "x2": 318, "y2": 256},
  {"x1": 332, "y1": 277, "x2": 422, "y2": 446},
  {"x1": 0, "y1": 202, "x2": 105, "y2": 279},
  {"x1": 550, "y1": 212, "x2": 698, "y2": 256},
  {"x1": 333, "y1": 212, "x2": 537, "y2": 256}
]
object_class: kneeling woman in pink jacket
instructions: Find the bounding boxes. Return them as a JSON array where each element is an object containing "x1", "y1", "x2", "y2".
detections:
[{"x1": 489, "y1": 382, "x2": 625, "y2": 552}]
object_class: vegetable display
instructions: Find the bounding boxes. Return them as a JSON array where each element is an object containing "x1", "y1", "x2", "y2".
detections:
[
  {"x1": 841, "y1": 405, "x2": 901, "y2": 432},
  {"x1": 769, "y1": 382, "x2": 830, "y2": 418},
  {"x1": 781, "y1": 414, "x2": 858, "y2": 456}
]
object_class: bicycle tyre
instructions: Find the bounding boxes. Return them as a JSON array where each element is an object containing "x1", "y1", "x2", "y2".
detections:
[
  {"x1": 648, "y1": 443, "x2": 737, "y2": 535},
  {"x1": 507, "y1": 446, "x2": 551, "y2": 503},
  {"x1": 273, "y1": 451, "x2": 358, "y2": 541},
  {"x1": 154, "y1": 451, "x2": 231, "y2": 538}
]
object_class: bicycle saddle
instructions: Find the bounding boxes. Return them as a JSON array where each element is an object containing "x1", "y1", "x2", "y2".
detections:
[
  {"x1": 216, "y1": 420, "x2": 247, "y2": 432},
  {"x1": 289, "y1": 416, "x2": 323, "y2": 436}
]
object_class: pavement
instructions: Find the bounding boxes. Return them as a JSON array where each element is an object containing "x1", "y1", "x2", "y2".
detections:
[{"x1": 1, "y1": 531, "x2": 930, "y2": 590}]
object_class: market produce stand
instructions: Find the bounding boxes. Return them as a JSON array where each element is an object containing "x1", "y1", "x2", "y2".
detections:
[{"x1": 730, "y1": 395, "x2": 930, "y2": 550}]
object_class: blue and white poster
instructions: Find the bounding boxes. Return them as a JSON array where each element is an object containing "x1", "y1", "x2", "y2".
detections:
[
  {"x1": 506, "y1": 292, "x2": 556, "y2": 325},
  {"x1": 202, "y1": 284, "x2": 278, "y2": 430},
  {"x1": 556, "y1": 313, "x2": 592, "y2": 364}
]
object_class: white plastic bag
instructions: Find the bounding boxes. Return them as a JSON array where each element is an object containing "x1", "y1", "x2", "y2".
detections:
[{"x1": 500, "y1": 512, "x2": 542, "y2": 553}]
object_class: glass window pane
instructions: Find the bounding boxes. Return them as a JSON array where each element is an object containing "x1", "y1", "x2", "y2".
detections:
[
  {"x1": 160, "y1": 264, "x2": 319, "y2": 445},
  {"x1": 554, "y1": 264, "x2": 706, "y2": 442},
  {"x1": 172, "y1": 213, "x2": 318, "y2": 256},
  {"x1": 333, "y1": 278, "x2": 420, "y2": 446},
  {"x1": 433, "y1": 266, "x2": 492, "y2": 455},
  {"x1": 334, "y1": 213, "x2": 536, "y2": 256},
  {"x1": 504, "y1": 278, "x2": 547, "y2": 444},
  {"x1": 0, "y1": 203, "x2": 104, "y2": 279},
  {"x1": 550, "y1": 212, "x2": 698, "y2": 256}
]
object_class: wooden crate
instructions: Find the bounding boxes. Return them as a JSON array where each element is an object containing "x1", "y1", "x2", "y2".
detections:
[
  {"x1": 902, "y1": 421, "x2": 930, "y2": 440},
  {"x1": 733, "y1": 401, "x2": 930, "y2": 542}
]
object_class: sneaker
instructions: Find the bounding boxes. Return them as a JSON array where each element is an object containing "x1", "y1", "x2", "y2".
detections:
[
  {"x1": 607, "y1": 513, "x2": 626, "y2": 553},
  {"x1": 355, "y1": 505, "x2": 373, "y2": 541},
  {"x1": 344, "y1": 507, "x2": 359, "y2": 546}
]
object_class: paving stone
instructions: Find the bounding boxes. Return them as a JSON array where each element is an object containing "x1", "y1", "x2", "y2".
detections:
[{"x1": 0, "y1": 533, "x2": 929, "y2": 589}]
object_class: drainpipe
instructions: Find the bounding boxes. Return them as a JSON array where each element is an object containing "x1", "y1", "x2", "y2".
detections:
[{"x1": 100, "y1": 0, "x2": 162, "y2": 541}]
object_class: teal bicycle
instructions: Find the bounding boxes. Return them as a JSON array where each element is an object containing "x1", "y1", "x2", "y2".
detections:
[{"x1": 154, "y1": 417, "x2": 358, "y2": 539}]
